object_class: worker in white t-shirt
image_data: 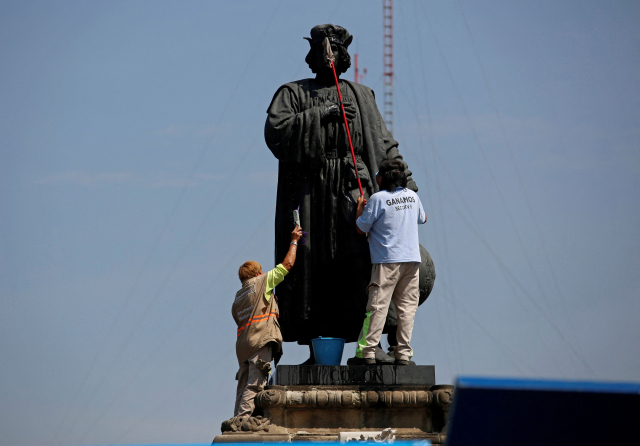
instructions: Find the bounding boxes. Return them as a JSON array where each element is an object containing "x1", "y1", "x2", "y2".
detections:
[{"x1": 349, "y1": 158, "x2": 427, "y2": 365}]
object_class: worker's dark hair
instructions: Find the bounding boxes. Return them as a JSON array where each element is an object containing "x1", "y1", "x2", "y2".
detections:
[
  {"x1": 306, "y1": 44, "x2": 351, "y2": 75},
  {"x1": 378, "y1": 158, "x2": 407, "y2": 192},
  {"x1": 238, "y1": 261, "x2": 262, "y2": 282}
]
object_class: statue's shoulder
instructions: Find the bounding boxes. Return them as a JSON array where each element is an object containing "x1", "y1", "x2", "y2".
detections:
[
  {"x1": 267, "y1": 79, "x2": 315, "y2": 111},
  {"x1": 268, "y1": 79, "x2": 311, "y2": 100},
  {"x1": 278, "y1": 78, "x2": 314, "y2": 93},
  {"x1": 287, "y1": 78, "x2": 314, "y2": 87},
  {"x1": 344, "y1": 80, "x2": 376, "y2": 99}
]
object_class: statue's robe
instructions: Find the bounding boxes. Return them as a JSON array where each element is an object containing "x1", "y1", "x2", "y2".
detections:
[{"x1": 265, "y1": 78, "x2": 417, "y2": 344}]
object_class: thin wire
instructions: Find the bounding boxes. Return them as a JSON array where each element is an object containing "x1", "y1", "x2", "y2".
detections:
[
  {"x1": 395, "y1": 1, "x2": 574, "y2": 376},
  {"x1": 78, "y1": 207, "x2": 273, "y2": 443},
  {"x1": 112, "y1": 342, "x2": 237, "y2": 444},
  {"x1": 397, "y1": 80, "x2": 565, "y2": 374},
  {"x1": 326, "y1": 1, "x2": 344, "y2": 20},
  {"x1": 420, "y1": 0, "x2": 550, "y2": 311},
  {"x1": 395, "y1": 61, "x2": 542, "y2": 374},
  {"x1": 454, "y1": 0, "x2": 590, "y2": 371},
  {"x1": 399, "y1": 1, "x2": 466, "y2": 373},
  {"x1": 52, "y1": 3, "x2": 286, "y2": 442},
  {"x1": 111, "y1": 208, "x2": 275, "y2": 442},
  {"x1": 418, "y1": 1, "x2": 595, "y2": 376},
  {"x1": 436, "y1": 183, "x2": 588, "y2": 376},
  {"x1": 443, "y1": 279, "x2": 539, "y2": 375},
  {"x1": 61, "y1": 134, "x2": 259, "y2": 443}
]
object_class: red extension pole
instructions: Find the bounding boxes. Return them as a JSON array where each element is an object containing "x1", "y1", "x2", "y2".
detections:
[{"x1": 330, "y1": 61, "x2": 364, "y2": 197}]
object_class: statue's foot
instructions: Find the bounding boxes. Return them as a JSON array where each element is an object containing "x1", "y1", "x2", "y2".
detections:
[
  {"x1": 395, "y1": 358, "x2": 417, "y2": 366},
  {"x1": 388, "y1": 346, "x2": 416, "y2": 365},
  {"x1": 347, "y1": 356, "x2": 375, "y2": 365},
  {"x1": 347, "y1": 345, "x2": 394, "y2": 365},
  {"x1": 375, "y1": 344, "x2": 395, "y2": 364}
]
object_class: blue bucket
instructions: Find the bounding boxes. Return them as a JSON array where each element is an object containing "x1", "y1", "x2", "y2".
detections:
[{"x1": 312, "y1": 337, "x2": 346, "y2": 365}]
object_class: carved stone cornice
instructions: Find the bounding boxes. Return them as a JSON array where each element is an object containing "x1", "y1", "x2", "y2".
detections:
[
  {"x1": 255, "y1": 388, "x2": 286, "y2": 407},
  {"x1": 432, "y1": 385, "x2": 454, "y2": 406},
  {"x1": 431, "y1": 385, "x2": 455, "y2": 432},
  {"x1": 255, "y1": 387, "x2": 433, "y2": 409}
]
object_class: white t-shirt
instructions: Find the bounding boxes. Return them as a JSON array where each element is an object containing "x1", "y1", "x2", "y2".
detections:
[{"x1": 356, "y1": 187, "x2": 426, "y2": 263}]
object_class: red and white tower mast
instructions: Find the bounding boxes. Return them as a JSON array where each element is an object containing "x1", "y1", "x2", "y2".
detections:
[
  {"x1": 354, "y1": 53, "x2": 367, "y2": 84},
  {"x1": 383, "y1": 0, "x2": 394, "y2": 135}
]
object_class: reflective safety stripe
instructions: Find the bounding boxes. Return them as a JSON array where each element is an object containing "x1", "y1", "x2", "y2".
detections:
[
  {"x1": 237, "y1": 311, "x2": 278, "y2": 337},
  {"x1": 355, "y1": 311, "x2": 373, "y2": 358}
]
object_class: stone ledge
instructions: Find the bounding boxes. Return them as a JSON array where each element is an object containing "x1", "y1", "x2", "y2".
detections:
[
  {"x1": 274, "y1": 365, "x2": 435, "y2": 386},
  {"x1": 213, "y1": 432, "x2": 292, "y2": 443},
  {"x1": 213, "y1": 431, "x2": 445, "y2": 444}
]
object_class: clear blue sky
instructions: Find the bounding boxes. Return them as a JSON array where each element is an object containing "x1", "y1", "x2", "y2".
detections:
[{"x1": 1, "y1": 1, "x2": 639, "y2": 444}]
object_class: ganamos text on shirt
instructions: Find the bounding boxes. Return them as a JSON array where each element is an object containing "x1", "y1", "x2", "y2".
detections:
[{"x1": 385, "y1": 195, "x2": 416, "y2": 211}]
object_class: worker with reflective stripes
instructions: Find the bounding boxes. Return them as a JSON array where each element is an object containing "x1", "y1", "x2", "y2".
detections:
[
  {"x1": 350, "y1": 158, "x2": 427, "y2": 365},
  {"x1": 231, "y1": 225, "x2": 303, "y2": 417}
]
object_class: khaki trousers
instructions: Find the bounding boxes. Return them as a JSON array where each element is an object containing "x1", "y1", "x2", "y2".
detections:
[
  {"x1": 234, "y1": 344, "x2": 272, "y2": 417},
  {"x1": 355, "y1": 262, "x2": 420, "y2": 361}
]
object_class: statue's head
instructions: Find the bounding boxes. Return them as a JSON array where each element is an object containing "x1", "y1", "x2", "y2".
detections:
[
  {"x1": 304, "y1": 24, "x2": 353, "y2": 75},
  {"x1": 378, "y1": 158, "x2": 408, "y2": 192}
]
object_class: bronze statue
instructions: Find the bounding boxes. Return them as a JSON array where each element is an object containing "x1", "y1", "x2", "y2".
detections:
[{"x1": 265, "y1": 25, "x2": 426, "y2": 361}]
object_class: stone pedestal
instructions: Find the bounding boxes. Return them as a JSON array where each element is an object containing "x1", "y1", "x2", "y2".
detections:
[{"x1": 213, "y1": 365, "x2": 453, "y2": 443}]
